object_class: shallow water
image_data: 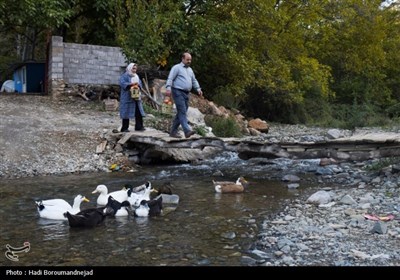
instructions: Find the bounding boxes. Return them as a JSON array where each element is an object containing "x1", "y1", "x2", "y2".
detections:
[{"x1": 0, "y1": 153, "x2": 316, "y2": 266}]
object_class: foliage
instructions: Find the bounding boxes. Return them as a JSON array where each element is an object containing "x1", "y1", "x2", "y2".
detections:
[
  {"x1": 0, "y1": 33, "x2": 18, "y2": 82},
  {"x1": 58, "y1": 0, "x2": 117, "y2": 46},
  {"x1": 329, "y1": 102, "x2": 389, "y2": 129},
  {"x1": 386, "y1": 102, "x2": 400, "y2": 118},
  {"x1": 305, "y1": 101, "x2": 392, "y2": 129},
  {"x1": 363, "y1": 157, "x2": 400, "y2": 172},
  {"x1": 0, "y1": 0, "x2": 73, "y2": 61},
  {"x1": 194, "y1": 125, "x2": 208, "y2": 137},
  {"x1": 112, "y1": 0, "x2": 185, "y2": 66},
  {"x1": 212, "y1": 90, "x2": 242, "y2": 110},
  {"x1": 205, "y1": 115, "x2": 242, "y2": 138}
]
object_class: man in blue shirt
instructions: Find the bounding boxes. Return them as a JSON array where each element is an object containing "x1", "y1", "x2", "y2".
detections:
[{"x1": 165, "y1": 52, "x2": 203, "y2": 138}]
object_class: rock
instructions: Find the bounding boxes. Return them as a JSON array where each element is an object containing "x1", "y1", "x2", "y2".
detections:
[
  {"x1": 282, "y1": 174, "x2": 301, "y2": 182},
  {"x1": 340, "y1": 194, "x2": 357, "y2": 205},
  {"x1": 327, "y1": 129, "x2": 341, "y2": 139},
  {"x1": 370, "y1": 222, "x2": 388, "y2": 234},
  {"x1": 320, "y1": 158, "x2": 337, "y2": 166},
  {"x1": 306, "y1": 190, "x2": 332, "y2": 205},
  {"x1": 248, "y1": 118, "x2": 269, "y2": 133}
]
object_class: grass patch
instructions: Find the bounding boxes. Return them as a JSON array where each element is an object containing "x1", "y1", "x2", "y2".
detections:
[{"x1": 363, "y1": 157, "x2": 400, "y2": 172}]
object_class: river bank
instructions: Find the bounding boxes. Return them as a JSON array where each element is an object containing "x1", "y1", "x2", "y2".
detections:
[
  {"x1": 0, "y1": 93, "x2": 332, "y2": 179},
  {"x1": 1, "y1": 94, "x2": 399, "y2": 266},
  {"x1": 1, "y1": 93, "x2": 398, "y2": 180}
]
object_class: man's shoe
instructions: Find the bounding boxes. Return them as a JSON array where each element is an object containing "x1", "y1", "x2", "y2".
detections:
[
  {"x1": 135, "y1": 128, "x2": 146, "y2": 131},
  {"x1": 121, "y1": 129, "x2": 130, "y2": 132},
  {"x1": 185, "y1": 131, "x2": 195, "y2": 138},
  {"x1": 169, "y1": 133, "x2": 182, "y2": 139}
]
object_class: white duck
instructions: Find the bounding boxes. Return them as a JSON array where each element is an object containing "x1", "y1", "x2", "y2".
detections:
[
  {"x1": 35, "y1": 194, "x2": 89, "y2": 220},
  {"x1": 134, "y1": 201, "x2": 150, "y2": 217},
  {"x1": 92, "y1": 184, "x2": 130, "y2": 206}
]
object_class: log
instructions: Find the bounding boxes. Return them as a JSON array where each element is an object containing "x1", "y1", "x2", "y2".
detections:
[{"x1": 77, "y1": 91, "x2": 89, "y2": 101}]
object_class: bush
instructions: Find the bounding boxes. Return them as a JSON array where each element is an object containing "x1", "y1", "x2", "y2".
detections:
[
  {"x1": 212, "y1": 90, "x2": 242, "y2": 110},
  {"x1": 205, "y1": 115, "x2": 242, "y2": 137},
  {"x1": 194, "y1": 125, "x2": 208, "y2": 137},
  {"x1": 329, "y1": 103, "x2": 390, "y2": 129},
  {"x1": 386, "y1": 103, "x2": 400, "y2": 118},
  {"x1": 303, "y1": 99, "x2": 394, "y2": 129}
]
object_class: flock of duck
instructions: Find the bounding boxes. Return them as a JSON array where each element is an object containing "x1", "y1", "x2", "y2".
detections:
[
  {"x1": 35, "y1": 181, "x2": 178, "y2": 227},
  {"x1": 35, "y1": 177, "x2": 248, "y2": 228}
]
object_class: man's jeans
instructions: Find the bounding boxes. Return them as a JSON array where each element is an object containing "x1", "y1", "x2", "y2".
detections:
[{"x1": 171, "y1": 88, "x2": 191, "y2": 134}]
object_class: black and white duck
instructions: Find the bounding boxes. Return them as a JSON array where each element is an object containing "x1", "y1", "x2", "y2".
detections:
[
  {"x1": 35, "y1": 194, "x2": 89, "y2": 220},
  {"x1": 127, "y1": 181, "x2": 155, "y2": 208},
  {"x1": 134, "y1": 196, "x2": 163, "y2": 217},
  {"x1": 104, "y1": 195, "x2": 131, "y2": 217}
]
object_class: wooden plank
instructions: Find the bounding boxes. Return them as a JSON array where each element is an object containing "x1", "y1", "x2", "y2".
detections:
[
  {"x1": 96, "y1": 140, "x2": 107, "y2": 154},
  {"x1": 118, "y1": 133, "x2": 134, "y2": 145}
]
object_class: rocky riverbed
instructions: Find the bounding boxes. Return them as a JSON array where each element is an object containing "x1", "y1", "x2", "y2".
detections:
[
  {"x1": 248, "y1": 158, "x2": 400, "y2": 266},
  {"x1": 1, "y1": 94, "x2": 399, "y2": 266}
]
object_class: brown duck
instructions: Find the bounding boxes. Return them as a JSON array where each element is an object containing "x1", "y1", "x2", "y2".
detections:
[{"x1": 213, "y1": 177, "x2": 248, "y2": 193}]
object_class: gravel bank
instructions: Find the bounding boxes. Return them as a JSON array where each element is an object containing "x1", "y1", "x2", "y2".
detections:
[
  {"x1": 250, "y1": 160, "x2": 400, "y2": 266},
  {"x1": 0, "y1": 94, "x2": 122, "y2": 179}
]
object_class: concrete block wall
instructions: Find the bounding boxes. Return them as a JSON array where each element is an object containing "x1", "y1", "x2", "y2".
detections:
[{"x1": 48, "y1": 36, "x2": 127, "y2": 97}]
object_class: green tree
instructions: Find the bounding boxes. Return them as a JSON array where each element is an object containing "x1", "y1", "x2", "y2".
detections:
[
  {"x1": 112, "y1": 0, "x2": 185, "y2": 66},
  {"x1": 56, "y1": 0, "x2": 117, "y2": 46},
  {"x1": 317, "y1": 0, "x2": 394, "y2": 107},
  {"x1": 0, "y1": 0, "x2": 116, "y2": 81},
  {"x1": 199, "y1": 1, "x2": 333, "y2": 122},
  {"x1": 0, "y1": 0, "x2": 73, "y2": 61},
  {"x1": 0, "y1": 0, "x2": 73, "y2": 81}
]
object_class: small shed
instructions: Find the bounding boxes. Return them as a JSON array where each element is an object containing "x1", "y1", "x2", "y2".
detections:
[{"x1": 13, "y1": 61, "x2": 45, "y2": 93}]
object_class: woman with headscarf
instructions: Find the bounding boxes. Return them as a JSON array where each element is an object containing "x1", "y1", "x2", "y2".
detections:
[{"x1": 119, "y1": 63, "x2": 146, "y2": 132}]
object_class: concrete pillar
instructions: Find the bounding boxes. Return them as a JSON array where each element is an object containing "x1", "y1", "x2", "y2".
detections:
[{"x1": 48, "y1": 36, "x2": 65, "y2": 98}]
